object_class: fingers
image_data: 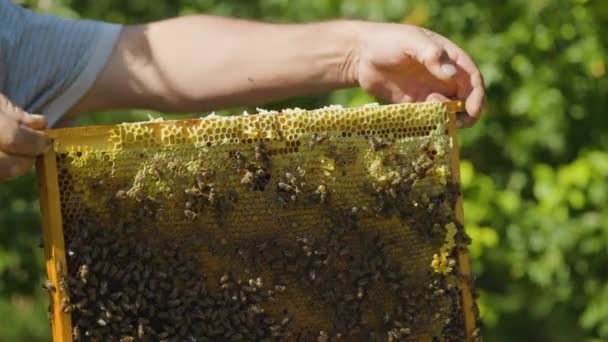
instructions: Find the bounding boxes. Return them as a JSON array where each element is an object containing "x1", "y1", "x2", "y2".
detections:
[
  {"x1": 463, "y1": 85, "x2": 484, "y2": 125},
  {"x1": 416, "y1": 44, "x2": 457, "y2": 82},
  {"x1": 23, "y1": 114, "x2": 48, "y2": 130},
  {"x1": 409, "y1": 30, "x2": 458, "y2": 82},
  {"x1": 0, "y1": 93, "x2": 48, "y2": 129},
  {"x1": 0, "y1": 151, "x2": 35, "y2": 180},
  {"x1": 0, "y1": 109, "x2": 51, "y2": 158},
  {"x1": 366, "y1": 78, "x2": 414, "y2": 104},
  {"x1": 425, "y1": 93, "x2": 475, "y2": 128},
  {"x1": 0, "y1": 93, "x2": 49, "y2": 181},
  {"x1": 426, "y1": 93, "x2": 450, "y2": 102},
  {"x1": 456, "y1": 112, "x2": 476, "y2": 128},
  {"x1": 388, "y1": 86, "x2": 414, "y2": 103},
  {"x1": 422, "y1": 29, "x2": 485, "y2": 120}
]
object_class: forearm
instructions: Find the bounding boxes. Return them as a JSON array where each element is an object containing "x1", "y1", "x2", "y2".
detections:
[{"x1": 74, "y1": 16, "x2": 360, "y2": 114}]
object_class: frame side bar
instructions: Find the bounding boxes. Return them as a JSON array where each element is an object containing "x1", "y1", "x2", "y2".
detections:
[
  {"x1": 447, "y1": 110, "x2": 477, "y2": 341},
  {"x1": 36, "y1": 148, "x2": 73, "y2": 342}
]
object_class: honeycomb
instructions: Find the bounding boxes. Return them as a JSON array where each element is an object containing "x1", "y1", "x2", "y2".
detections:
[{"x1": 36, "y1": 101, "x2": 479, "y2": 342}]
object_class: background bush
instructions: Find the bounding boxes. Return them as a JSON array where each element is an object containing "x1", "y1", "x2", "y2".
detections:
[{"x1": 1, "y1": 0, "x2": 607, "y2": 341}]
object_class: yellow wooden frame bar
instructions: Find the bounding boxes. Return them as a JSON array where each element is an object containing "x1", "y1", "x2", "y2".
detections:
[
  {"x1": 36, "y1": 145, "x2": 73, "y2": 342},
  {"x1": 447, "y1": 102, "x2": 477, "y2": 341}
]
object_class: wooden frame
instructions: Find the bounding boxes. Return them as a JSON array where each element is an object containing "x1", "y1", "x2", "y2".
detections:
[{"x1": 36, "y1": 101, "x2": 476, "y2": 342}]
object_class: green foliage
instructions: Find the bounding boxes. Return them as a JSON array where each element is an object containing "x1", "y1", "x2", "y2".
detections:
[
  {"x1": 3, "y1": 0, "x2": 607, "y2": 341},
  {"x1": 0, "y1": 172, "x2": 49, "y2": 340}
]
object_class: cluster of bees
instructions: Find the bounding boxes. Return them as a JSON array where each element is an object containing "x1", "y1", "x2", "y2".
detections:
[
  {"x1": 59, "y1": 224, "x2": 297, "y2": 341},
  {"x1": 367, "y1": 142, "x2": 466, "y2": 245},
  {"x1": 46, "y1": 135, "x2": 475, "y2": 341},
  {"x1": 183, "y1": 171, "x2": 218, "y2": 221},
  {"x1": 53, "y1": 212, "x2": 465, "y2": 342},
  {"x1": 232, "y1": 205, "x2": 466, "y2": 341},
  {"x1": 240, "y1": 144, "x2": 272, "y2": 192}
]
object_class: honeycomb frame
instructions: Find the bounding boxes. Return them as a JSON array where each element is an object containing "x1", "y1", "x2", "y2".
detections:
[{"x1": 36, "y1": 101, "x2": 476, "y2": 341}]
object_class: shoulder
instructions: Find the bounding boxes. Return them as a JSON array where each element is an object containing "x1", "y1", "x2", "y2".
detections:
[
  {"x1": 0, "y1": 1, "x2": 29, "y2": 33},
  {"x1": 0, "y1": 0, "x2": 31, "y2": 21},
  {"x1": 0, "y1": 1, "x2": 123, "y2": 124},
  {"x1": 0, "y1": 0, "x2": 30, "y2": 95}
]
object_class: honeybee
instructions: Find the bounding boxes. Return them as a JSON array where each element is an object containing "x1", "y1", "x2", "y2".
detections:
[
  {"x1": 73, "y1": 326, "x2": 81, "y2": 341},
  {"x1": 234, "y1": 151, "x2": 247, "y2": 169},
  {"x1": 42, "y1": 279, "x2": 56, "y2": 293},
  {"x1": 241, "y1": 170, "x2": 254, "y2": 186},
  {"x1": 277, "y1": 182, "x2": 293, "y2": 192},
  {"x1": 309, "y1": 132, "x2": 330, "y2": 148},
  {"x1": 184, "y1": 209, "x2": 198, "y2": 221},
  {"x1": 78, "y1": 265, "x2": 89, "y2": 283},
  {"x1": 369, "y1": 136, "x2": 391, "y2": 151}
]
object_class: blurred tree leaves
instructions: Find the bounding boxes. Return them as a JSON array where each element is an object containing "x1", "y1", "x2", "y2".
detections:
[
  {"x1": 0, "y1": 171, "x2": 48, "y2": 340},
  {"x1": 3, "y1": 0, "x2": 608, "y2": 341}
]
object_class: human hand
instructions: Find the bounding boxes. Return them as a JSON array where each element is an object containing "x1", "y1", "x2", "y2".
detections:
[
  {"x1": 0, "y1": 93, "x2": 50, "y2": 181},
  {"x1": 349, "y1": 22, "x2": 485, "y2": 127}
]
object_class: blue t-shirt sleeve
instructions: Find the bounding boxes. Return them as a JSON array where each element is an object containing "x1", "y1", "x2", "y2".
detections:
[{"x1": 0, "y1": 0, "x2": 122, "y2": 126}]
